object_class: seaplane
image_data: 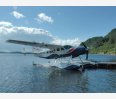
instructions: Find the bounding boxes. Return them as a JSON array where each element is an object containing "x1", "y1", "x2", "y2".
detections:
[{"x1": 6, "y1": 39, "x2": 89, "y2": 71}]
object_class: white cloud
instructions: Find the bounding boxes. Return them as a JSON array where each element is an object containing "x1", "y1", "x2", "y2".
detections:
[
  {"x1": 36, "y1": 13, "x2": 54, "y2": 24},
  {"x1": 52, "y1": 38, "x2": 80, "y2": 46},
  {"x1": 0, "y1": 21, "x2": 52, "y2": 37},
  {"x1": 11, "y1": 11, "x2": 25, "y2": 19},
  {"x1": 0, "y1": 21, "x2": 13, "y2": 27}
]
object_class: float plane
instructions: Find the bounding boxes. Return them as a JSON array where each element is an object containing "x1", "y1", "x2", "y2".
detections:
[{"x1": 6, "y1": 39, "x2": 89, "y2": 71}]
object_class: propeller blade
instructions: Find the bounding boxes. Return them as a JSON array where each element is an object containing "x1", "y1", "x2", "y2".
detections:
[{"x1": 82, "y1": 42, "x2": 87, "y2": 48}]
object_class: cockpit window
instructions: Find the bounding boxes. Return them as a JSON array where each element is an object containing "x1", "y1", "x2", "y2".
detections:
[{"x1": 63, "y1": 45, "x2": 72, "y2": 49}]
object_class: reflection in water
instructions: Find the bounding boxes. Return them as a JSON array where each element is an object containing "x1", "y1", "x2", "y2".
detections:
[
  {"x1": 47, "y1": 67, "x2": 89, "y2": 92},
  {"x1": 30, "y1": 66, "x2": 89, "y2": 93},
  {"x1": 106, "y1": 70, "x2": 116, "y2": 92},
  {"x1": 85, "y1": 70, "x2": 116, "y2": 93},
  {"x1": 0, "y1": 54, "x2": 116, "y2": 92},
  {"x1": 30, "y1": 66, "x2": 116, "y2": 93}
]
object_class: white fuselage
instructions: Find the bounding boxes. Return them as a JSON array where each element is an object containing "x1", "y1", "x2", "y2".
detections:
[
  {"x1": 36, "y1": 45, "x2": 75, "y2": 58},
  {"x1": 37, "y1": 48, "x2": 69, "y2": 58}
]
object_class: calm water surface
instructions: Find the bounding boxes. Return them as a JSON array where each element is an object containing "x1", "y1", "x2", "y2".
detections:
[{"x1": 0, "y1": 54, "x2": 116, "y2": 93}]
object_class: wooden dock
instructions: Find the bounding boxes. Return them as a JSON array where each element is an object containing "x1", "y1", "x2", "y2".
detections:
[
  {"x1": 33, "y1": 59, "x2": 116, "y2": 70},
  {"x1": 82, "y1": 61, "x2": 116, "y2": 69}
]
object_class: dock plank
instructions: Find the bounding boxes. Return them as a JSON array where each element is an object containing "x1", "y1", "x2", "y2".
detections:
[{"x1": 82, "y1": 61, "x2": 116, "y2": 69}]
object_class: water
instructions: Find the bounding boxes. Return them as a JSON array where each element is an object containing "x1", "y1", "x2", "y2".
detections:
[{"x1": 0, "y1": 54, "x2": 116, "y2": 93}]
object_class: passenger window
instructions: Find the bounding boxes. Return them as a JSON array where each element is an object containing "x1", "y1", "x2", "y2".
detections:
[
  {"x1": 64, "y1": 45, "x2": 72, "y2": 49},
  {"x1": 57, "y1": 48, "x2": 60, "y2": 51},
  {"x1": 61, "y1": 48, "x2": 64, "y2": 50}
]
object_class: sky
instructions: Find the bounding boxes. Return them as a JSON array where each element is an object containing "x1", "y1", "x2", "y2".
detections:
[{"x1": 0, "y1": 6, "x2": 116, "y2": 51}]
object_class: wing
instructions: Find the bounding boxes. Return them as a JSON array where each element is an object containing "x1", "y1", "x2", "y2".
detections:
[{"x1": 6, "y1": 39, "x2": 63, "y2": 50}]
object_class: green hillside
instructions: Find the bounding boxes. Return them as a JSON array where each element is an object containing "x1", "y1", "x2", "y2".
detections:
[{"x1": 81, "y1": 29, "x2": 116, "y2": 55}]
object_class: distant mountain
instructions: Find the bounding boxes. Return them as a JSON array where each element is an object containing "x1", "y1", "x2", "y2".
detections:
[{"x1": 81, "y1": 29, "x2": 116, "y2": 54}]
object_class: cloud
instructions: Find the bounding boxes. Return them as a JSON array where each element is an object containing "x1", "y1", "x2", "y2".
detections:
[
  {"x1": 0, "y1": 21, "x2": 53, "y2": 42},
  {"x1": 0, "y1": 21, "x2": 80, "y2": 51},
  {"x1": 0, "y1": 21, "x2": 13, "y2": 27},
  {"x1": 52, "y1": 38, "x2": 80, "y2": 46},
  {"x1": 35, "y1": 13, "x2": 54, "y2": 24},
  {"x1": 11, "y1": 11, "x2": 25, "y2": 19}
]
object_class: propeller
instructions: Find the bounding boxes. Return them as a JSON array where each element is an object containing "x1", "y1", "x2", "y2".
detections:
[
  {"x1": 82, "y1": 42, "x2": 89, "y2": 60},
  {"x1": 81, "y1": 42, "x2": 87, "y2": 48}
]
